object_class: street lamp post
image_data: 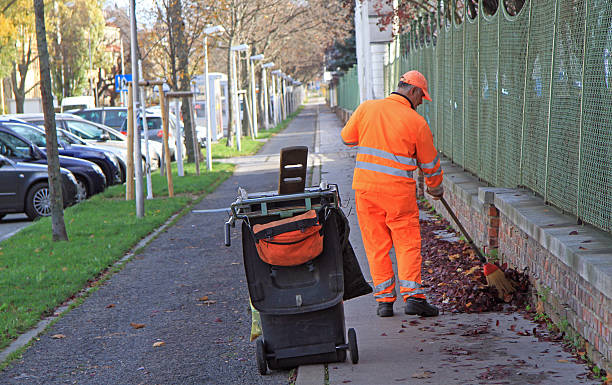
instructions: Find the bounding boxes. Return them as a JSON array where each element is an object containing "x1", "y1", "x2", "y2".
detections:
[
  {"x1": 203, "y1": 25, "x2": 225, "y2": 170},
  {"x1": 249, "y1": 54, "x2": 264, "y2": 138},
  {"x1": 271, "y1": 70, "x2": 281, "y2": 126},
  {"x1": 230, "y1": 44, "x2": 248, "y2": 151},
  {"x1": 129, "y1": 0, "x2": 144, "y2": 217},
  {"x1": 262, "y1": 62, "x2": 274, "y2": 130}
]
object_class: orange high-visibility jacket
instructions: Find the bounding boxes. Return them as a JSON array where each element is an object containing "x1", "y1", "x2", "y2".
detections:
[{"x1": 341, "y1": 93, "x2": 443, "y2": 194}]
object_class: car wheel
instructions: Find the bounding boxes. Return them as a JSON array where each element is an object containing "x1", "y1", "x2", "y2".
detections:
[
  {"x1": 75, "y1": 178, "x2": 89, "y2": 202},
  {"x1": 25, "y1": 182, "x2": 52, "y2": 220}
]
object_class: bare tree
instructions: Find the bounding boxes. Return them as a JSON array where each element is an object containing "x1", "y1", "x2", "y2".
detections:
[{"x1": 33, "y1": 0, "x2": 67, "y2": 241}]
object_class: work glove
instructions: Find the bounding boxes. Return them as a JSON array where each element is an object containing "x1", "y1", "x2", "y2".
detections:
[{"x1": 426, "y1": 185, "x2": 444, "y2": 200}]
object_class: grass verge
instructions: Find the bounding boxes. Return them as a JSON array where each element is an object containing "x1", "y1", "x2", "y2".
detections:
[
  {"x1": 0, "y1": 162, "x2": 234, "y2": 351},
  {"x1": 211, "y1": 105, "x2": 304, "y2": 158}
]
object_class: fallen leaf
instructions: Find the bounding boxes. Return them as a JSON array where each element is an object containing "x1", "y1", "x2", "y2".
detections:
[
  {"x1": 465, "y1": 302, "x2": 472, "y2": 308},
  {"x1": 106, "y1": 304, "x2": 115, "y2": 308},
  {"x1": 411, "y1": 370, "x2": 434, "y2": 378},
  {"x1": 398, "y1": 329, "x2": 405, "y2": 333},
  {"x1": 51, "y1": 334, "x2": 66, "y2": 339},
  {"x1": 448, "y1": 253, "x2": 461, "y2": 261},
  {"x1": 61, "y1": 267, "x2": 67, "y2": 272},
  {"x1": 381, "y1": 333, "x2": 387, "y2": 336},
  {"x1": 569, "y1": 231, "x2": 578, "y2": 235},
  {"x1": 427, "y1": 269, "x2": 434, "y2": 274},
  {"x1": 130, "y1": 323, "x2": 145, "y2": 329},
  {"x1": 198, "y1": 296, "x2": 209, "y2": 301},
  {"x1": 153, "y1": 341, "x2": 165, "y2": 347},
  {"x1": 214, "y1": 318, "x2": 222, "y2": 322},
  {"x1": 464, "y1": 266, "x2": 479, "y2": 276},
  {"x1": 557, "y1": 359, "x2": 569, "y2": 363}
]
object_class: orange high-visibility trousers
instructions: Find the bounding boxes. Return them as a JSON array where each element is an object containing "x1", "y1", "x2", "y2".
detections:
[{"x1": 355, "y1": 190, "x2": 426, "y2": 303}]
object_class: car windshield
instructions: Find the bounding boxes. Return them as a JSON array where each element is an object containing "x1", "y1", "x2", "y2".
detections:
[
  {"x1": 72, "y1": 110, "x2": 103, "y2": 124},
  {"x1": 59, "y1": 129, "x2": 87, "y2": 145},
  {"x1": 64, "y1": 119, "x2": 106, "y2": 140},
  {"x1": 0, "y1": 131, "x2": 32, "y2": 159},
  {"x1": 121, "y1": 116, "x2": 169, "y2": 133},
  {"x1": 3, "y1": 122, "x2": 46, "y2": 147},
  {"x1": 104, "y1": 110, "x2": 128, "y2": 128}
]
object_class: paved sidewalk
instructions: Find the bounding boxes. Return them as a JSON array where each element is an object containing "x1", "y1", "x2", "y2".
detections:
[{"x1": 296, "y1": 104, "x2": 598, "y2": 385}]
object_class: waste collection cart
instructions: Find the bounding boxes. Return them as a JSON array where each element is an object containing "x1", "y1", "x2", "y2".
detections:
[{"x1": 224, "y1": 184, "x2": 359, "y2": 374}]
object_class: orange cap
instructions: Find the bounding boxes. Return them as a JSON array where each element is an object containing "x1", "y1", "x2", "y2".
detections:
[{"x1": 399, "y1": 70, "x2": 431, "y2": 101}]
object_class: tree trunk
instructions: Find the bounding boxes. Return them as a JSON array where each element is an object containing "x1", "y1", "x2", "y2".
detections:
[
  {"x1": 226, "y1": 38, "x2": 235, "y2": 147},
  {"x1": 11, "y1": 63, "x2": 25, "y2": 113},
  {"x1": 34, "y1": 0, "x2": 68, "y2": 242},
  {"x1": 168, "y1": 0, "x2": 197, "y2": 163}
]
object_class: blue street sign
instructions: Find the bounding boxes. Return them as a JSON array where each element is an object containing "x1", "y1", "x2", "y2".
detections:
[{"x1": 115, "y1": 74, "x2": 132, "y2": 93}]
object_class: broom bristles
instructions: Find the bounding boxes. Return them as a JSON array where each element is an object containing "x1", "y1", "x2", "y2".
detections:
[{"x1": 485, "y1": 268, "x2": 516, "y2": 299}]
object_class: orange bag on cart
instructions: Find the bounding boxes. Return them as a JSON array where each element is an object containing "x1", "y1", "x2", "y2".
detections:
[{"x1": 252, "y1": 210, "x2": 323, "y2": 266}]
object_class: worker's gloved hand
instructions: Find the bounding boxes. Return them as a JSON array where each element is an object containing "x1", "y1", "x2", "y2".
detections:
[{"x1": 426, "y1": 185, "x2": 444, "y2": 200}]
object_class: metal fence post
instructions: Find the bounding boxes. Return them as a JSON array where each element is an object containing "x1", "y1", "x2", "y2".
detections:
[
  {"x1": 462, "y1": 2, "x2": 466, "y2": 169},
  {"x1": 576, "y1": 0, "x2": 590, "y2": 220},
  {"x1": 495, "y1": 1, "x2": 501, "y2": 186},
  {"x1": 519, "y1": 0, "x2": 533, "y2": 186},
  {"x1": 544, "y1": 0, "x2": 560, "y2": 204}
]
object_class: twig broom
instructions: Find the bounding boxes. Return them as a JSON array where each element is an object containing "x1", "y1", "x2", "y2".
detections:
[{"x1": 439, "y1": 197, "x2": 515, "y2": 299}]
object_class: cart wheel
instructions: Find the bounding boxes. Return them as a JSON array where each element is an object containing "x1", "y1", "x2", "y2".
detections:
[
  {"x1": 348, "y1": 328, "x2": 358, "y2": 364},
  {"x1": 256, "y1": 337, "x2": 267, "y2": 375}
]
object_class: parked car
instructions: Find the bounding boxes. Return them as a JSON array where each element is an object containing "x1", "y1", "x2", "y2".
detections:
[
  {"x1": 0, "y1": 119, "x2": 122, "y2": 185},
  {"x1": 120, "y1": 109, "x2": 186, "y2": 160},
  {"x1": 15, "y1": 113, "x2": 162, "y2": 170},
  {"x1": 0, "y1": 126, "x2": 106, "y2": 202},
  {"x1": 71, "y1": 107, "x2": 128, "y2": 130},
  {"x1": 148, "y1": 105, "x2": 206, "y2": 147},
  {"x1": 55, "y1": 128, "x2": 126, "y2": 183},
  {"x1": 0, "y1": 154, "x2": 78, "y2": 220}
]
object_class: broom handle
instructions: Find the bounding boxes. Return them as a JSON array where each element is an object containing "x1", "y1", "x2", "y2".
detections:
[{"x1": 439, "y1": 197, "x2": 487, "y2": 264}]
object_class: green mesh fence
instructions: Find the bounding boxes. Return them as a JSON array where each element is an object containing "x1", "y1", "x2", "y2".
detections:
[
  {"x1": 464, "y1": 14, "x2": 479, "y2": 174},
  {"x1": 436, "y1": 22, "x2": 445, "y2": 149},
  {"x1": 478, "y1": 9, "x2": 499, "y2": 185},
  {"x1": 546, "y1": 0, "x2": 586, "y2": 214},
  {"x1": 337, "y1": 65, "x2": 359, "y2": 112},
  {"x1": 443, "y1": 22, "x2": 453, "y2": 156},
  {"x1": 497, "y1": 4, "x2": 530, "y2": 188},
  {"x1": 580, "y1": 0, "x2": 612, "y2": 231},
  {"x1": 337, "y1": 0, "x2": 610, "y2": 233},
  {"x1": 452, "y1": 19, "x2": 465, "y2": 168},
  {"x1": 522, "y1": 0, "x2": 556, "y2": 197}
]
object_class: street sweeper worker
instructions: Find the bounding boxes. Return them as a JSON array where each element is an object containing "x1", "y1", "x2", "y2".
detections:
[{"x1": 341, "y1": 70, "x2": 443, "y2": 318}]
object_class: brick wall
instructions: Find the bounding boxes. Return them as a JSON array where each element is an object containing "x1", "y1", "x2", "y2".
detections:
[{"x1": 499, "y1": 217, "x2": 611, "y2": 371}]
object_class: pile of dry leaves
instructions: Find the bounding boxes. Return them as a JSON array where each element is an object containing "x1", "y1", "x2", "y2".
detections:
[{"x1": 418, "y1": 201, "x2": 531, "y2": 314}]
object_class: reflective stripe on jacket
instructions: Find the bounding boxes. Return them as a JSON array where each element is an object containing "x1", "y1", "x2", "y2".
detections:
[{"x1": 341, "y1": 93, "x2": 443, "y2": 194}]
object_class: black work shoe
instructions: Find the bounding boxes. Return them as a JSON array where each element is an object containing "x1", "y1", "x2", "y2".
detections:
[
  {"x1": 404, "y1": 298, "x2": 439, "y2": 317},
  {"x1": 376, "y1": 302, "x2": 394, "y2": 317}
]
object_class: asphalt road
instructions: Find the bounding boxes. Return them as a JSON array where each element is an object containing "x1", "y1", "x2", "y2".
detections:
[
  {"x1": 0, "y1": 105, "x2": 319, "y2": 384},
  {"x1": 0, "y1": 214, "x2": 31, "y2": 243}
]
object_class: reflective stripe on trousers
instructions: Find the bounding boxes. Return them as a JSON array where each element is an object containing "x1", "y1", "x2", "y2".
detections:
[{"x1": 373, "y1": 277, "x2": 396, "y2": 302}]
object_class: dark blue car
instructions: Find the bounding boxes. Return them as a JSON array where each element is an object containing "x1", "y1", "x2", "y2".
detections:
[
  {"x1": 1, "y1": 119, "x2": 122, "y2": 185},
  {"x1": 0, "y1": 126, "x2": 106, "y2": 202}
]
